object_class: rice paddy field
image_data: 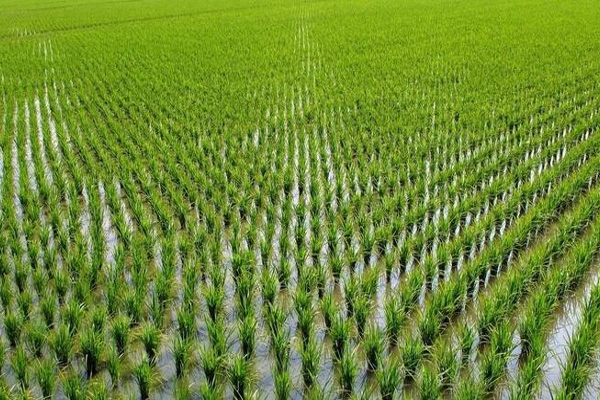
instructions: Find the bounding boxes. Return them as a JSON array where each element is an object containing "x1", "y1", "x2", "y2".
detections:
[{"x1": 1, "y1": 0, "x2": 600, "y2": 398}]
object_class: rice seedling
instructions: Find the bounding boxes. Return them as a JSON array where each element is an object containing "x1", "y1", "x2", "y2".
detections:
[
  {"x1": 63, "y1": 372, "x2": 86, "y2": 400},
  {"x1": 274, "y1": 368, "x2": 292, "y2": 400},
  {"x1": 300, "y1": 336, "x2": 322, "y2": 387},
  {"x1": 133, "y1": 357, "x2": 155, "y2": 400},
  {"x1": 106, "y1": 345, "x2": 122, "y2": 388},
  {"x1": 35, "y1": 357, "x2": 57, "y2": 399},
  {"x1": 49, "y1": 323, "x2": 72, "y2": 367},
  {"x1": 337, "y1": 347, "x2": 358, "y2": 398},
  {"x1": 363, "y1": 323, "x2": 385, "y2": 371},
  {"x1": 228, "y1": 354, "x2": 253, "y2": 400},
  {"x1": 402, "y1": 336, "x2": 424, "y2": 378},
  {"x1": 11, "y1": 345, "x2": 29, "y2": 389},
  {"x1": 110, "y1": 314, "x2": 131, "y2": 356},
  {"x1": 377, "y1": 356, "x2": 403, "y2": 400},
  {"x1": 173, "y1": 337, "x2": 193, "y2": 378},
  {"x1": 138, "y1": 323, "x2": 161, "y2": 364},
  {"x1": 80, "y1": 326, "x2": 105, "y2": 377}
]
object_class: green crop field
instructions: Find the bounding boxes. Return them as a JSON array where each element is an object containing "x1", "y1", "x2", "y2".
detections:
[{"x1": 1, "y1": 0, "x2": 600, "y2": 398}]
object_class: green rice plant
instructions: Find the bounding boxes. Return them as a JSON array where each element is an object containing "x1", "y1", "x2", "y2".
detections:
[
  {"x1": 35, "y1": 357, "x2": 57, "y2": 399},
  {"x1": 50, "y1": 323, "x2": 72, "y2": 367},
  {"x1": 17, "y1": 291, "x2": 33, "y2": 319},
  {"x1": 11, "y1": 345, "x2": 29, "y2": 389},
  {"x1": 88, "y1": 380, "x2": 108, "y2": 400},
  {"x1": 139, "y1": 323, "x2": 161, "y2": 364},
  {"x1": 64, "y1": 299, "x2": 84, "y2": 336},
  {"x1": 320, "y1": 292, "x2": 337, "y2": 331},
  {"x1": 376, "y1": 355, "x2": 403, "y2": 400},
  {"x1": 433, "y1": 339, "x2": 459, "y2": 390},
  {"x1": 174, "y1": 337, "x2": 193, "y2": 379},
  {"x1": 199, "y1": 344, "x2": 221, "y2": 386},
  {"x1": 363, "y1": 324, "x2": 385, "y2": 371},
  {"x1": 176, "y1": 307, "x2": 196, "y2": 341},
  {"x1": 418, "y1": 365, "x2": 441, "y2": 400},
  {"x1": 133, "y1": 357, "x2": 155, "y2": 400},
  {"x1": 206, "y1": 317, "x2": 229, "y2": 358},
  {"x1": 272, "y1": 329, "x2": 290, "y2": 373},
  {"x1": 402, "y1": 336, "x2": 424, "y2": 378},
  {"x1": 300, "y1": 336, "x2": 322, "y2": 387},
  {"x1": 260, "y1": 268, "x2": 278, "y2": 308},
  {"x1": 199, "y1": 381, "x2": 222, "y2": 400},
  {"x1": 454, "y1": 373, "x2": 485, "y2": 400},
  {"x1": 63, "y1": 372, "x2": 86, "y2": 400},
  {"x1": 330, "y1": 313, "x2": 351, "y2": 360},
  {"x1": 418, "y1": 308, "x2": 441, "y2": 347},
  {"x1": 238, "y1": 314, "x2": 257, "y2": 358},
  {"x1": 274, "y1": 368, "x2": 292, "y2": 400},
  {"x1": 337, "y1": 347, "x2": 358, "y2": 398},
  {"x1": 353, "y1": 296, "x2": 370, "y2": 337},
  {"x1": 110, "y1": 314, "x2": 131, "y2": 356},
  {"x1": 4, "y1": 311, "x2": 23, "y2": 347},
  {"x1": 457, "y1": 321, "x2": 476, "y2": 365},
  {"x1": 80, "y1": 326, "x2": 105, "y2": 377},
  {"x1": 27, "y1": 319, "x2": 47, "y2": 358},
  {"x1": 228, "y1": 354, "x2": 253, "y2": 400},
  {"x1": 106, "y1": 345, "x2": 122, "y2": 388},
  {"x1": 91, "y1": 306, "x2": 107, "y2": 333},
  {"x1": 384, "y1": 296, "x2": 404, "y2": 347}
]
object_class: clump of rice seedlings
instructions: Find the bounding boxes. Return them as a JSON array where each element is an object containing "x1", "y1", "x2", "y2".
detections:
[
  {"x1": 88, "y1": 380, "x2": 108, "y2": 400},
  {"x1": 91, "y1": 306, "x2": 107, "y2": 333},
  {"x1": 418, "y1": 308, "x2": 441, "y2": 347},
  {"x1": 199, "y1": 381, "x2": 222, "y2": 400},
  {"x1": 206, "y1": 317, "x2": 229, "y2": 359},
  {"x1": 200, "y1": 344, "x2": 221, "y2": 387},
  {"x1": 300, "y1": 336, "x2": 322, "y2": 387},
  {"x1": 297, "y1": 306, "x2": 316, "y2": 344},
  {"x1": 64, "y1": 299, "x2": 84, "y2": 336},
  {"x1": 27, "y1": 319, "x2": 47, "y2": 358},
  {"x1": 261, "y1": 268, "x2": 278, "y2": 308},
  {"x1": 139, "y1": 323, "x2": 161, "y2": 364},
  {"x1": 110, "y1": 314, "x2": 131, "y2": 356},
  {"x1": 320, "y1": 292, "x2": 337, "y2": 331},
  {"x1": 278, "y1": 257, "x2": 291, "y2": 289},
  {"x1": 479, "y1": 321, "x2": 513, "y2": 394},
  {"x1": 377, "y1": 355, "x2": 402, "y2": 400},
  {"x1": 106, "y1": 345, "x2": 122, "y2": 388},
  {"x1": 402, "y1": 336, "x2": 424, "y2": 378},
  {"x1": 173, "y1": 337, "x2": 193, "y2": 378},
  {"x1": 229, "y1": 354, "x2": 253, "y2": 400},
  {"x1": 63, "y1": 372, "x2": 86, "y2": 400},
  {"x1": 454, "y1": 373, "x2": 485, "y2": 400},
  {"x1": 174, "y1": 380, "x2": 193, "y2": 400},
  {"x1": 35, "y1": 357, "x2": 57, "y2": 399},
  {"x1": 11, "y1": 345, "x2": 29, "y2": 389},
  {"x1": 363, "y1": 323, "x2": 385, "y2": 371},
  {"x1": 176, "y1": 307, "x2": 196, "y2": 341},
  {"x1": 433, "y1": 339, "x2": 459, "y2": 390},
  {"x1": 337, "y1": 347, "x2": 358, "y2": 398},
  {"x1": 39, "y1": 292, "x2": 57, "y2": 327},
  {"x1": 203, "y1": 284, "x2": 224, "y2": 321},
  {"x1": 4, "y1": 311, "x2": 23, "y2": 347},
  {"x1": 418, "y1": 364, "x2": 441, "y2": 400},
  {"x1": 80, "y1": 326, "x2": 105, "y2": 377},
  {"x1": 353, "y1": 296, "x2": 370, "y2": 337},
  {"x1": 384, "y1": 296, "x2": 404, "y2": 347},
  {"x1": 133, "y1": 357, "x2": 155, "y2": 400},
  {"x1": 331, "y1": 313, "x2": 351, "y2": 360},
  {"x1": 50, "y1": 323, "x2": 72, "y2": 367},
  {"x1": 272, "y1": 329, "x2": 290, "y2": 373},
  {"x1": 274, "y1": 368, "x2": 292, "y2": 400},
  {"x1": 457, "y1": 321, "x2": 476, "y2": 365},
  {"x1": 239, "y1": 314, "x2": 257, "y2": 358}
]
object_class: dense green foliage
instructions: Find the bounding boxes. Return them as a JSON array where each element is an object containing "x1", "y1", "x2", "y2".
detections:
[{"x1": 1, "y1": 0, "x2": 600, "y2": 398}]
